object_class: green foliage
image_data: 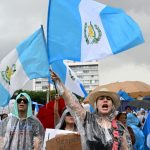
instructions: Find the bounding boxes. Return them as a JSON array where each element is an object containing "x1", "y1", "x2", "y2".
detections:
[
  {"x1": 24, "y1": 90, "x2": 47, "y2": 104},
  {"x1": 12, "y1": 89, "x2": 88, "y2": 105},
  {"x1": 12, "y1": 89, "x2": 57, "y2": 105}
]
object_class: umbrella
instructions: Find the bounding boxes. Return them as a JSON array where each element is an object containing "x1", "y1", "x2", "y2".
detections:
[
  {"x1": 129, "y1": 100, "x2": 150, "y2": 109},
  {"x1": 88, "y1": 81, "x2": 150, "y2": 99}
]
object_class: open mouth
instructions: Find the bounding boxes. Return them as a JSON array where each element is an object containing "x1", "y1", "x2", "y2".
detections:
[{"x1": 102, "y1": 104, "x2": 108, "y2": 109}]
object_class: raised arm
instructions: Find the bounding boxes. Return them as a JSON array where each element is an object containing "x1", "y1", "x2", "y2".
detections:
[
  {"x1": 51, "y1": 70, "x2": 86, "y2": 121},
  {"x1": 54, "y1": 94, "x2": 61, "y2": 126}
]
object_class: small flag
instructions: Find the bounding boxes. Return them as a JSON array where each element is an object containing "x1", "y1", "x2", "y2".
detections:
[
  {"x1": 47, "y1": 0, "x2": 144, "y2": 63},
  {"x1": 0, "y1": 26, "x2": 50, "y2": 106},
  {"x1": 51, "y1": 60, "x2": 87, "y2": 98}
]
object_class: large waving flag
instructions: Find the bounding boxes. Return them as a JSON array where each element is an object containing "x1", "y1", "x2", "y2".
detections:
[
  {"x1": 47, "y1": 0, "x2": 144, "y2": 63},
  {"x1": 0, "y1": 26, "x2": 50, "y2": 106},
  {"x1": 143, "y1": 112, "x2": 150, "y2": 150},
  {"x1": 51, "y1": 60, "x2": 87, "y2": 98}
]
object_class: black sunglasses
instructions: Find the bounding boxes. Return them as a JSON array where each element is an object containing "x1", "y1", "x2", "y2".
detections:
[
  {"x1": 17, "y1": 98, "x2": 28, "y2": 104},
  {"x1": 66, "y1": 112, "x2": 71, "y2": 116}
]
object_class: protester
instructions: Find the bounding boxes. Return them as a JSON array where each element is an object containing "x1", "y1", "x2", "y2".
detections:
[
  {"x1": 54, "y1": 94, "x2": 77, "y2": 131},
  {"x1": 0, "y1": 93, "x2": 45, "y2": 150},
  {"x1": 125, "y1": 106, "x2": 132, "y2": 114},
  {"x1": 55, "y1": 108, "x2": 77, "y2": 131},
  {"x1": 51, "y1": 70, "x2": 132, "y2": 150},
  {"x1": 127, "y1": 112, "x2": 145, "y2": 150},
  {"x1": 116, "y1": 112, "x2": 136, "y2": 145},
  {"x1": 137, "y1": 108, "x2": 146, "y2": 127}
]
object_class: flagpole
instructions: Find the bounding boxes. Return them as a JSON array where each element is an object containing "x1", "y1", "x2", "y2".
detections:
[
  {"x1": 41, "y1": 25, "x2": 58, "y2": 100},
  {"x1": 41, "y1": 25, "x2": 51, "y2": 103},
  {"x1": 46, "y1": 83, "x2": 51, "y2": 103}
]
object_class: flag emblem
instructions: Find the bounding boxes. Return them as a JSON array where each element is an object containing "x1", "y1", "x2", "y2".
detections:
[
  {"x1": 84, "y1": 22, "x2": 102, "y2": 45},
  {"x1": 1, "y1": 64, "x2": 16, "y2": 84}
]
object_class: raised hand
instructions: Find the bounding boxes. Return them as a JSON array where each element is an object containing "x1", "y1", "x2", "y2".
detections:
[{"x1": 50, "y1": 69, "x2": 61, "y2": 82}]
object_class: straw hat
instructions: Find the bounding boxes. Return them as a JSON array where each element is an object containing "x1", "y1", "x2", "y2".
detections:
[{"x1": 88, "y1": 88, "x2": 120, "y2": 109}]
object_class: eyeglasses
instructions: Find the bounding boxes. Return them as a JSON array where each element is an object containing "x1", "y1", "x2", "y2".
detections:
[
  {"x1": 97, "y1": 96, "x2": 112, "y2": 101},
  {"x1": 17, "y1": 98, "x2": 28, "y2": 104}
]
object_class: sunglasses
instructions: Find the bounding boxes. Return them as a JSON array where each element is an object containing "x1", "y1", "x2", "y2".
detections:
[
  {"x1": 66, "y1": 112, "x2": 71, "y2": 116},
  {"x1": 97, "y1": 96, "x2": 112, "y2": 101},
  {"x1": 17, "y1": 98, "x2": 28, "y2": 104}
]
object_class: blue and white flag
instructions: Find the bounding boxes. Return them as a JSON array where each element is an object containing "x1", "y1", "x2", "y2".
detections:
[
  {"x1": 51, "y1": 60, "x2": 87, "y2": 98},
  {"x1": 47, "y1": 0, "x2": 144, "y2": 63},
  {"x1": 0, "y1": 27, "x2": 50, "y2": 107},
  {"x1": 143, "y1": 112, "x2": 150, "y2": 150}
]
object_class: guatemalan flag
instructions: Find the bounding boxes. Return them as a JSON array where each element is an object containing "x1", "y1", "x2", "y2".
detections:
[
  {"x1": 0, "y1": 26, "x2": 50, "y2": 107},
  {"x1": 51, "y1": 60, "x2": 87, "y2": 98},
  {"x1": 47, "y1": 0, "x2": 144, "y2": 63}
]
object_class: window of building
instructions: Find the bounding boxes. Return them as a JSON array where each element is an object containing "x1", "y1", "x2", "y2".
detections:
[{"x1": 35, "y1": 81, "x2": 41, "y2": 84}]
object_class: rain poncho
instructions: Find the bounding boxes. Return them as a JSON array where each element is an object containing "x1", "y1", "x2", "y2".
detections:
[
  {"x1": 59, "y1": 92, "x2": 132, "y2": 150},
  {"x1": 127, "y1": 113, "x2": 145, "y2": 150},
  {"x1": 55, "y1": 108, "x2": 77, "y2": 131},
  {"x1": 83, "y1": 111, "x2": 132, "y2": 150},
  {"x1": 0, "y1": 93, "x2": 45, "y2": 150}
]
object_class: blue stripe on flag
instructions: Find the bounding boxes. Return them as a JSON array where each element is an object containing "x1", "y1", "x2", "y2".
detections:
[
  {"x1": 47, "y1": 0, "x2": 82, "y2": 63},
  {"x1": 16, "y1": 27, "x2": 50, "y2": 79},
  {"x1": 100, "y1": 6, "x2": 144, "y2": 54},
  {"x1": 0, "y1": 84, "x2": 11, "y2": 107},
  {"x1": 80, "y1": 83, "x2": 88, "y2": 98},
  {"x1": 51, "y1": 61, "x2": 67, "y2": 82},
  {"x1": 90, "y1": 104, "x2": 95, "y2": 113}
]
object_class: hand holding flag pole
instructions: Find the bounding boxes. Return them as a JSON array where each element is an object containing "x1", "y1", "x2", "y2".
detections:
[
  {"x1": 49, "y1": 67, "x2": 57, "y2": 94},
  {"x1": 50, "y1": 69, "x2": 64, "y2": 96}
]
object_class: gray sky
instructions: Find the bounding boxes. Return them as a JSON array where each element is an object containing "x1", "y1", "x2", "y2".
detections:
[{"x1": 0, "y1": 0, "x2": 150, "y2": 86}]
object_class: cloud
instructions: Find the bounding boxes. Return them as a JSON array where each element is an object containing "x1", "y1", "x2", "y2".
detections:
[
  {"x1": 100, "y1": 63, "x2": 150, "y2": 85},
  {"x1": 97, "y1": 0, "x2": 150, "y2": 14},
  {"x1": 0, "y1": 0, "x2": 48, "y2": 60}
]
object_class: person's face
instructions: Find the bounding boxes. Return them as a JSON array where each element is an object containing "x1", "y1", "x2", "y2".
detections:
[
  {"x1": 17, "y1": 97, "x2": 28, "y2": 113},
  {"x1": 64, "y1": 113, "x2": 75, "y2": 124},
  {"x1": 55, "y1": 94, "x2": 60, "y2": 100},
  {"x1": 118, "y1": 114, "x2": 127, "y2": 126},
  {"x1": 126, "y1": 107, "x2": 132, "y2": 113},
  {"x1": 96, "y1": 96, "x2": 113, "y2": 115}
]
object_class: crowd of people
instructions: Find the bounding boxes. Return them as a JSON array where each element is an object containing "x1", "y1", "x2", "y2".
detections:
[{"x1": 0, "y1": 71, "x2": 149, "y2": 150}]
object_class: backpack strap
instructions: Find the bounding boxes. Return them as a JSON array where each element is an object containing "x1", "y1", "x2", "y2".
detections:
[{"x1": 112, "y1": 119, "x2": 119, "y2": 150}]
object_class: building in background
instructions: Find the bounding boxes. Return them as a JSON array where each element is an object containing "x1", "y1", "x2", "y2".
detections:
[
  {"x1": 33, "y1": 61, "x2": 100, "y2": 93},
  {"x1": 33, "y1": 78, "x2": 49, "y2": 91},
  {"x1": 67, "y1": 61, "x2": 100, "y2": 93}
]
